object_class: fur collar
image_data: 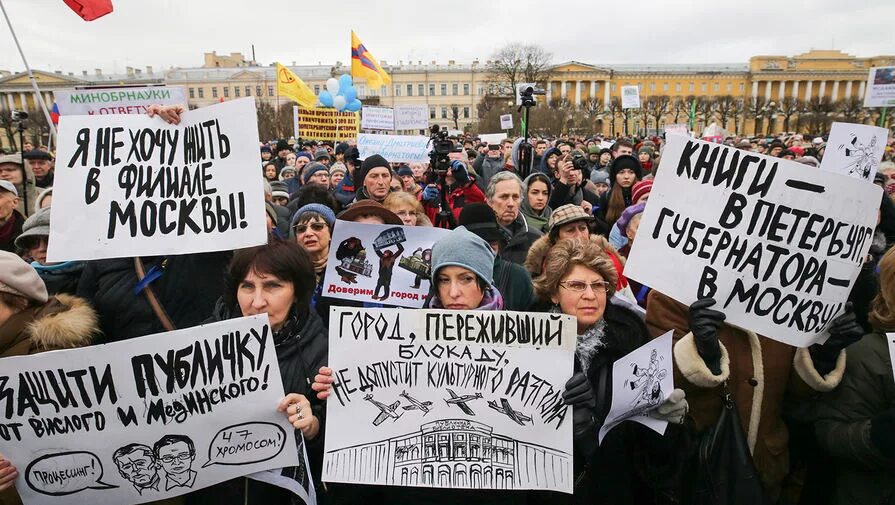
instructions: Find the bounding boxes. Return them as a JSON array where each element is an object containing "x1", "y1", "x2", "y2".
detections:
[{"x1": 26, "y1": 294, "x2": 100, "y2": 352}]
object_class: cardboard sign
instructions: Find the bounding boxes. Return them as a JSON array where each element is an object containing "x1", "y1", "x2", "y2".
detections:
[
  {"x1": 394, "y1": 105, "x2": 429, "y2": 131},
  {"x1": 323, "y1": 307, "x2": 576, "y2": 494},
  {"x1": 296, "y1": 107, "x2": 359, "y2": 142},
  {"x1": 54, "y1": 86, "x2": 187, "y2": 116},
  {"x1": 599, "y1": 331, "x2": 673, "y2": 443},
  {"x1": 625, "y1": 136, "x2": 881, "y2": 347},
  {"x1": 664, "y1": 124, "x2": 690, "y2": 137},
  {"x1": 323, "y1": 222, "x2": 449, "y2": 308},
  {"x1": 819, "y1": 122, "x2": 889, "y2": 181},
  {"x1": 863, "y1": 66, "x2": 895, "y2": 108},
  {"x1": 477, "y1": 133, "x2": 506, "y2": 146},
  {"x1": 361, "y1": 106, "x2": 395, "y2": 131},
  {"x1": 357, "y1": 134, "x2": 430, "y2": 164},
  {"x1": 500, "y1": 114, "x2": 513, "y2": 130},
  {"x1": 0, "y1": 315, "x2": 303, "y2": 505},
  {"x1": 621, "y1": 85, "x2": 641, "y2": 109},
  {"x1": 47, "y1": 97, "x2": 267, "y2": 262}
]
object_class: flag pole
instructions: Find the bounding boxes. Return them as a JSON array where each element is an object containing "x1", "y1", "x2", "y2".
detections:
[{"x1": 0, "y1": 0, "x2": 57, "y2": 142}]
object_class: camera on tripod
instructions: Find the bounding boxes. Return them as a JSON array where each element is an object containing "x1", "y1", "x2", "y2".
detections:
[
  {"x1": 517, "y1": 84, "x2": 546, "y2": 107},
  {"x1": 427, "y1": 125, "x2": 461, "y2": 178},
  {"x1": 11, "y1": 110, "x2": 28, "y2": 122}
]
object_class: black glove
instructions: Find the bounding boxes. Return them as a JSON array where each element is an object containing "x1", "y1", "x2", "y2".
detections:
[
  {"x1": 563, "y1": 372, "x2": 595, "y2": 409},
  {"x1": 870, "y1": 408, "x2": 895, "y2": 458},
  {"x1": 688, "y1": 298, "x2": 726, "y2": 376},
  {"x1": 809, "y1": 303, "x2": 864, "y2": 376},
  {"x1": 451, "y1": 160, "x2": 470, "y2": 185}
]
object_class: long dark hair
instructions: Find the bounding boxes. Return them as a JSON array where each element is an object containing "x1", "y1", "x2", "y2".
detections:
[{"x1": 224, "y1": 239, "x2": 315, "y2": 311}]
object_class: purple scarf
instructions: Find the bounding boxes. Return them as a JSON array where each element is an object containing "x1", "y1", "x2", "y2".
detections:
[{"x1": 429, "y1": 286, "x2": 504, "y2": 311}]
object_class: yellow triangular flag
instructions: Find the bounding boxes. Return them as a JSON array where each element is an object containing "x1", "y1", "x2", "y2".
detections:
[{"x1": 276, "y1": 62, "x2": 317, "y2": 108}]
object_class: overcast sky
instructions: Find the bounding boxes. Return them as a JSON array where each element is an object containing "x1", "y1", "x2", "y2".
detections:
[{"x1": 2, "y1": 0, "x2": 894, "y2": 75}]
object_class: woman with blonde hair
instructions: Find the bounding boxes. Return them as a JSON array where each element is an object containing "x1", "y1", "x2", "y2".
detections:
[
  {"x1": 814, "y1": 247, "x2": 895, "y2": 504},
  {"x1": 382, "y1": 191, "x2": 432, "y2": 227}
]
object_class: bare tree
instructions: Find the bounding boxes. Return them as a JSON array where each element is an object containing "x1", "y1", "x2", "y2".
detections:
[
  {"x1": 714, "y1": 95, "x2": 737, "y2": 132},
  {"x1": 643, "y1": 95, "x2": 671, "y2": 133},
  {"x1": 729, "y1": 98, "x2": 745, "y2": 135},
  {"x1": 670, "y1": 98, "x2": 686, "y2": 125},
  {"x1": 25, "y1": 111, "x2": 50, "y2": 147},
  {"x1": 803, "y1": 97, "x2": 836, "y2": 134},
  {"x1": 256, "y1": 100, "x2": 279, "y2": 141},
  {"x1": 580, "y1": 98, "x2": 604, "y2": 133},
  {"x1": 451, "y1": 106, "x2": 460, "y2": 130},
  {"x1": 0, "y1": 105, "x2": 19, "y2": 151},
  {"x1": 607, "y1": 97, "x2": 622, "y2": 136},
  {"x1": 776, "y1": 97, "x2": 802, "y2": 133},
  {"x1": 838, "y1": 97, "x2": 867, "y2": 124},
  {"x1": 746, "y1": 97, "x2": 768, "y2": 136},
  {"x1": 276, "y1": 103, "x2": 295, "y2": 139},
  {"x1": 695, "y1": 98, "x2": 716, "y2": 132},
  {"x1": 487, "y1": 43, "x2": 554, "y2": 96}
]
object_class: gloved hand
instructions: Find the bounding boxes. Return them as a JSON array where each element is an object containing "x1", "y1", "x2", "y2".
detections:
[
  {"x1": 870, "y1": 408, "x2": 895, "y2": 458},
  {"x1": 422, "y1": 184, "x2": 440, "y2": 203},
  {"x1": 809, "y1": 303, "x2": 864, "y2": 376},
  {"x1": 649, "y1": 388, "x2": 688, "y2": 424},
  {"x1": 563, "y1": 372, "x2": 595, "y2": 409},
  {"x1": 688, "y1": 298, "x2": 726, "y2": 375},
  {"x1": 450, "y1": 160, "x2": 470, "y2": 185}
]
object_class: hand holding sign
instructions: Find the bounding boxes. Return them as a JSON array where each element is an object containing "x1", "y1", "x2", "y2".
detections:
[
  {"x1": 278, "y1": 394, "x2": 320, "y2": 440},
  {"x1": 0, "y1": 454, "x2": 18, "y2": 492}
]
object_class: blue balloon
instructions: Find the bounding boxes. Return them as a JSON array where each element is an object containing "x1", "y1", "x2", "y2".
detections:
[
  {"x1": 342, "y1": 86, "x2": 357, "y2": 103},
  {"x1": 338, "y1": 74, "x2": 353, "y2": 92},
  {"x1": 319, "y1": 90, "x2": 334, "y2": 107},
  {"x1": 345, "y1": 99, "x2": 362, "y2": 112}
]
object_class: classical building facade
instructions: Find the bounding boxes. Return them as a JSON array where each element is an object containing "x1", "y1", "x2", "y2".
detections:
[{"x1": 1, "y1": 49, "x2": 892, "y2": 148}]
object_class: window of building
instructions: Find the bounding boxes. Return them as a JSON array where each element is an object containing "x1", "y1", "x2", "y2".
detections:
[
  {"x1": 395, "y1": 85, "x2": 401, "y2": 97},
  {"x1": 418, "y1": 84, "x2": 425, "y2": 96},
  {"x1": 381, "y1": 86, "x2": 387, "y2": 97},
  {"x1": 463, "y1": 106, "x2": 470, "y2": 118},
  {"x1": 256, "y1": 86, "x2": 262, "y2": 96},
  {"x1": 463, "y1": 83, "x2": 470, "y2": 95},
  {"x1": 441, "y1": 107, "x2": 447, "y2": 119},
  {"x1": 268, "y1": 85, "x2": 274, "y2": 96},
  {"x1": 245, "y1": 86, "x2": 251, "y2": 96},
  {"x1": 407, "y1": 84, "x2": 413, "y2": 96},
  {"x1": 477, "y1": 85, "x2": 484, "y2": 95},
  {"x1": 212, "y1": 87, "x2": 218, "y2": 98},
  {"x1": 198, "y1": 88, "x2": 204, "y2": 98},
  {"x1": 223, "y1": 87, "x2": 229, "y2": 98},
  {"x1": 650, "y1": 82, "x2": 656, "y2": 92},
  {"x1": 429, "y1": 107, "x2": 436, "y2": 119},
  {"x1": 701, "y1": 83, "x2": 707, "y2": 93},
  {"x1": 189, "y1": 88, "x2": 195, "y2": 99},
  {"x1": 688, "y1": 82, "x2": 694, "y2": 92},
  {"x1": 594, "y1": 82, "x2": 600, "y2": 92},
  {"x1": 314, "y1": 85, "x2": 320, "y2": 94},
  {"x1": 739, "y1": 83, "x2": 745, "y2": 92},
  {"x1": 452, "y1": 83, "x2": 458, "y2": 95},
  {"x1": 713, "y1": 82, "x2": 719, "y2": 92},
  {"x1": 726, "y1": 83, "x2": 732, "y2": 92},
  {"x1": 429, "y1": 84, "x2": 435, "y2": 96},
  {"x1": 611, "y1": 83, "x2": 616, "y2": 92},
  {"x1": 358, "y1": 85, "x2": 366, "y2": 98},
  {"x1": 663, "y1": 83, "x2": 669, "y2": 92},
  {"x1": 675, "y1": 83, "x2": 681, "y2": 92},
  {"x1": 440, "y1": 83, "x2": 447, "y2": 95},
  {"x1": 234, "y1": 87, "x2": 240, "y2": 97}
]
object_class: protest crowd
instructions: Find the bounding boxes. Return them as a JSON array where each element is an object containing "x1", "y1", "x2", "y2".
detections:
[{"x1": 0, "y1": 96, "x2": 894, "y2": 505}]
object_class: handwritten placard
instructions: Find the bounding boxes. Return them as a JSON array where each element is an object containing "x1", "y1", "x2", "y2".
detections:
[{"x1": 356, "y1": 134, "x2": 431, "y2": 164}]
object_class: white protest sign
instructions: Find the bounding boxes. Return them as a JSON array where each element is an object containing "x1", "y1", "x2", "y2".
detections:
[
  {"x1": 361, "y1": 106, "x2": 395, "y2": 131},
  {"x1": 54, "y1": 86, "x2": 187, "y2": 116},
  {"x1": 323, "y1": 307, "x2": 576, "y2": 494},
  {"x1": 625, "y1": 136, "x2": 881, "y2": 347},
  {"x1": 0, "y1": 315, "x2": 302, "y2": 505},
  {"x1": 292, "y1": 105, "x2": 299, "y2": 139},
  {"x1": 500, "y1": 114, "x2": 514, "y2": 130},
  {"x1": 599, "y1": 331, "x2": 673, "y2": 443},
  {"x1": 47, "y1": 97, "x2": 266, "y2": 262},
  {"x1": 394, "y1": 105, "x2": 429, "y2": 131},
  {"x1": 324, "y1": 221, "x2": 449, "y2": 307},
  {"x1": 600, "y1": 140, "x2": 615, "y2": 150},
  {"x1": 664, "y1": 124, "x2": 690, "y2": 137},
  {"x1": 863, "y1": 67, "x2": 895, "y2": 108},
  {"x1": 356, "y1": 133, "x2": 431, "y2": 164},
  {"x1": 621, "y1": 85, "x2": 641, "y2": 109},
  {"x1": 819, "y1": 122, "x2": 888, "y2": 182},
  {"x1": 478, "y1": 133, "x2": 506, "y2": 146}
]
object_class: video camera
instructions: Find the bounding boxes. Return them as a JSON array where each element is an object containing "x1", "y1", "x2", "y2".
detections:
[
  {"x1": 11, "y1": 110, "x2": 28, "y2": 122},
  {"x1": 518, "y1": 85, "x2": 546, "y2": 107},
  {"x1": 571, "y1": 152, "x2": 589, "y2": 172},
  {"x1": 427, "y1": 125, "x2": 461, "y2": 176}
]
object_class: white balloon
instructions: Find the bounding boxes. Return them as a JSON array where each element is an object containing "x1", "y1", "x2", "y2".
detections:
[
  {"x1": 326, "y1": 77, "x2": 340, "y2": 95},
  {"x1": 333, "y1": 95, "x2": 347, "y2": 111}
]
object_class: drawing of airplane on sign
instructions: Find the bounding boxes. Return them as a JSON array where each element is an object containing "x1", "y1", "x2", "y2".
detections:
[
  {"x1": 364, "y1": 394, "x2": 403, "y2": 426},
  {"x1": 400, "y1": 391, "x2": 433, "y2": 414},
  {"x1": 488, "y1": 398, "x2": 533, "y2": 426},
  {"x1": 443, "y1": 389, "x2": 483, "y2": 416}
]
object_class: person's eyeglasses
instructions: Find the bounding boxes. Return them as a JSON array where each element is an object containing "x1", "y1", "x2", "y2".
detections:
[
  {"x1": 395, "y1": 210, "x2": 414, "y2": 218},
  {"x1": 159, "y1": 452, "x2": 192, "y2": 464},
  {"x1": 559, "y1": 280, "x2": 610, "y2": 294},
  {"x1": 294, "y1": 222, "x2": 328, "y2": 233}
]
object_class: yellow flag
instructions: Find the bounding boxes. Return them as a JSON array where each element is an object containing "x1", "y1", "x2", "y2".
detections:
[
  {"x1": 276, "y1": 62, "x2": 317, "y2": 108},
  {"x1": 351, "y1": 30, "x2": 391, "y2": 90}
]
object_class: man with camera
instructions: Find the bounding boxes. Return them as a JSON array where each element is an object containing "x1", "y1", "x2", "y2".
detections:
[
  {"x1": 421, "y1": 159, "x2": 486, "y2": 229},
  {"x1": 548, "y1": 154, "x2": 600, "y2": 214},
  {"x1": 472, "y1": 143, "x2": 505, "y2": 187}
]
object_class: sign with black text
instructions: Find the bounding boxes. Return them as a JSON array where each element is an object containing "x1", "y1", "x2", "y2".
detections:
[
  {"x1": 0, "y1": 315, "x2": 302, "y2": 505},
  {"x1": 47, "y1": 98, "x2": 266, "y2": 261},
  {"x1": 625, "y1": 136, "x2": 881, "y2": 347}
]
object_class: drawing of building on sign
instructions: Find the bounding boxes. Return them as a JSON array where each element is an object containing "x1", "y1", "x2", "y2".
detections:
[{"x1": 324, "y1": 419, "x2": 570, "y2": 491}]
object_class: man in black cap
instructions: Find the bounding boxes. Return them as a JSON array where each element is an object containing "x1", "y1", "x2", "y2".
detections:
[
  {"x1": 23, "y1": 150, "x2": 54, "y2": 188},
  {"x1": 353, "y1": 154, "x2": 393, "y2": 204},
  {"x1": 458, "y1": 203, "x2": 534, "y2": 311},
  {"x1": 273, "y1": 140, "x2": 292, "y2": 171},
  {"x1": 333, "y1": 146, "x2": 361, "y2": 210}
]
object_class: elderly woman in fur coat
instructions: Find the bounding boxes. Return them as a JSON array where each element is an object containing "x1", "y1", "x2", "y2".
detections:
[{"x1": 0, "y1": 251, "x2": 101, "y2": 504}]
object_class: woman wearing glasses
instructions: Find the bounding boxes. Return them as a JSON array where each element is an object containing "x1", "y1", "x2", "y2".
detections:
[
  {"x1": 291, "y1": 203, "x2": 337, "y2": 324},
  {"x1": 532, "y1": 238, "x2": 689, "y2": 504}
]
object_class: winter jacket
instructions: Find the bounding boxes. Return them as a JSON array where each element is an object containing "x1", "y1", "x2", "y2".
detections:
[
  {"x1": 644, "y1": 290, "x2": 848, "y2": 500},
  {"x1": 76, "y1": 252, "x2": 231, "y2": 342},
  {"x1": 548, "y1": 180, "x2": 600, "y2": 210},
  {"x1": 422, "y1": 182, "x2": 486, "y2": 228},
  {"x1": 493, "y1": 257, "x2": 535, "y2": 311},
  {"x1": 0, "y1": 210, "x2": 24, "y2": 253},
  {"x1": 814, "y1": 332, "x2": 895, "y2": 505},
  {"x1": 473, "y1": 153, "x2": 505, "y2": 187},
  {"x1": 32, "y1": 261, "x2": 85, "y2": 296},
  {"x1": 499, "y1": 214, "x2": 542, "y2": 266},
  {"x1": 188, "y1": 301, "x2": 329, "y2": 505},
  {"x1": 333, "y1": 169, "x2": 358, "y2": 210}
]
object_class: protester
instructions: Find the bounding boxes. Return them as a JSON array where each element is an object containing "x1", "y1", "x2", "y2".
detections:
[
  {"x1": 14, "y1": 207, "x2": 83, "y2": 295},
  {"x1": 0, "y1": 153, "x2": 38, "y2": 218},
  {"x1": 549, "y1": 154, "x2": 600, "y2": 212},
  {"x1": 421, "y1": 160, "x2": 486, "y2": 227},
  {"x1": 538, "y1": 146, "x2": 561, "y2": 175},
  {"x1": 596, "y1": 155, "x2": 642, "y2": 233},
  {"x1": 270, "y1": 181, "x2": 290, "y2": 207},
  {"x1": 303, "y1": 161, "x2": 331, "y2": 189},
  {"x1": 352, "y1": 154, "x2": 393, "y2": 204},
  {"x1": 279, "y1": 165, "x2": 297, "y2": 181},
  {"x1": 487, "y1": 171, "x2": 542, "y2": 265},
  {"x1": 23, "y1": 150, "x2": 53, "y2": 188},
  {"x1": 532, "y1": 238, "x2": 688, "y2": 504},
  {"x1": 0, "y1": 180, "x2": 24, "y2": 253},
  {"x1": 520, "y1": 172, "x2": 552, "y2": 234},
  {"x1": 590, "y1": 170, "x2": 610, "y2": 196},
  {"x1": 193, "y1": 239, "x2": 327, "y2": 504},
  {"x1": 474, "y1": 143, "x2": 505, "y2": 186},
  {"x1": 263, "y1": 161, "x2": 279, "y2": 182},
  {"x1": 383, "y1": 191, "x2": 431, "y2": 226},
  {"x1": 273, "y1": 140, "x2": 292, "y2": 171},
  {"x1": 329, "y1": 162, "x2": 347, "y2": 188},
  {"x1": 33, "y1": 187, "x2": 52, "y2": 212},
  {"x1": 397, "y1": 165, "x2": 421, "y2": 196}
]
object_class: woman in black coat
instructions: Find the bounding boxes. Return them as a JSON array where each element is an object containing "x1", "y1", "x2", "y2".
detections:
[{"x1": 188, "y1": 239, "x2": 328, "y2": 505}]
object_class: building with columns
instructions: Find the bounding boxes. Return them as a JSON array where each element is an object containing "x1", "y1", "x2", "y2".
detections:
[{"x1": 1, "y1": 49, "x2": 892, "y2": 148}]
